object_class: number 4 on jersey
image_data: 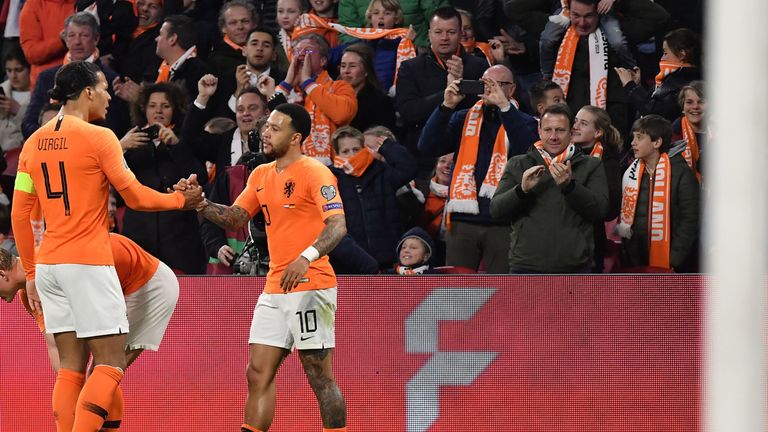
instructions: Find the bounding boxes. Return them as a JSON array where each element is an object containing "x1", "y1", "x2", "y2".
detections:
[{"x1": 41, "y1": 161, "x2": 71, "y2": 216}]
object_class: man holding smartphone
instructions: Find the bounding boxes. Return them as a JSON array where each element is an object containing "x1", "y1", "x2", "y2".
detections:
[{"x1": 418, "y1": 64, "x2": 539, "y2": 274}]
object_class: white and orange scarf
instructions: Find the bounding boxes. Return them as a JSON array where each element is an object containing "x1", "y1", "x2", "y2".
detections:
[
  {"x1": 588, "y1": 141, "x2": 604, "y2": 159},
  {"x1": 654, "y1": 60, "x2": 692, "y2": 90},
  {"x1": 156, "y1": 46, "x2": 197, "y2": 83},
  {"x1": 395, "y1": 264, "x2": 430, "y2": 275},
  {"x1": 333, "y1": 147, "x2": 375, "y2": 177},
  {"x1": 616, "y1": 154, "x2": 672, "y2": 268},
  {"x1": 552, "y1": 26, "x2": 608, "y2": 109},
  {"x1": 446, "y1": 100, "x2": 509, "y2": 215},
  {"x1": 462, "y1": 39, "x2": 493, "y2": 66},
  {"x1": 292, "y1": 13, "x2": 416, "y2": 83},
  {"x1": 301, "y1": 71, "x2": 336, "y2": 165},
  {"x1": 533, "y1": 140, "x2": 576, "y2": 167},
  {"x1": 680, "y1": 116, "x2": 705, "y2": 183}
]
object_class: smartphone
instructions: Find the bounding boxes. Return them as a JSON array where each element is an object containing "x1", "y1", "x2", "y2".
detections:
[
  {"x1": 457, "y1": 80, "x2": 485, "y2": 95},
  {"x1": 142, "y1": 124, "x2": 160, "y2": 141}
]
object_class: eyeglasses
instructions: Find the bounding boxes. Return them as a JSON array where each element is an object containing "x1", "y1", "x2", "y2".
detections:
[{"x1": 497, "y1": 81, "x2": 514, "y2": 87}]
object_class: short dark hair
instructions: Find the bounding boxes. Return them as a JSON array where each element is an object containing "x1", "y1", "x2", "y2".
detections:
[
  {"x1": 529, "y1": 80, "x2": 562, "y2": 110},
  {"x1": 236, "y1": 86, "x2": 267, "y2": 106},
  {"x1": 49, "y1": 61, "x2": 102, "y2": 101},
  {"x1": 541, "y1": 103, "x2": 573, "y2": 129},
  {"x1": 569, "y1": 0, "x2": 599, "y2": 8},
  {"x1": 632, "y1": 115, "x2": 673, "y2": 153},
  {"x1": 247, "y1": 26, "x2": 278, "y2": 46},
  {"x1": 3, "y1": 46, "x2": 29, "y2": 70},
  {"x1": 218, "y1": 0, "x2": 259, "y2": 31},
  {"x1": 164, "y1": 15, "x2": 196, "y2": 50},
  {"x1": 430, "y1": 6, "x2": 461, "y2": 28},
  {"x1": 664, "y1": 28, "x2": 701, "y2": 66},
  {"x1": 274, "y1": 103, "x2": 311, "y2": 142}
]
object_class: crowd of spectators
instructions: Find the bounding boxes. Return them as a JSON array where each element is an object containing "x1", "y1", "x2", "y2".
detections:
[{"x1": 0, "y1": 0, "x2": 706, "y2": 275}]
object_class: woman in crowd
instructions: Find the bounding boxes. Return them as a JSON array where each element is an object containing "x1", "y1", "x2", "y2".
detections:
[
  {"x1": 120, "y1": 82, "x2": 208, "y2": 274},
  {"x1": 415, "y1": 152, "x2": 452, "y2": 267},
  {"x1": 339, "y1": 43, "x2": 397, "y2": 132},
  {"x1": 616, "y1": 28, "x2": 701, "y2": 122},
  {"x1": 0, "y1": 48, "x2": 30, "y2": 202},
  {"x1": 571, "y1": 105, "x2": 623, "y2": 272}
]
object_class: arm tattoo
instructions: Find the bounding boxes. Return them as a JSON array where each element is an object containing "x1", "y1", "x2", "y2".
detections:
[
  {"x1": 199, "y1": 202, "x2": 251, "y2": 231},
  {"x1": 312, "y1": 214, "x2": 347, "y2": 257}
]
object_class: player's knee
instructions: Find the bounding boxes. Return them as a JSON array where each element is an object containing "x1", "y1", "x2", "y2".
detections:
[{"x1": 246, "y1": 360, "x2": 272, "y2": 388}]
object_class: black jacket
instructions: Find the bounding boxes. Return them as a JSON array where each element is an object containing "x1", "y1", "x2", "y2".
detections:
[
  {"x1": 350, "y1": 82, "x2": 396, "y2": 133},
  {"x1": 114, "y1": 25, "x2": 162, "y2": 83},
  {"x1": 182, "y1": 103, "x2": 239, "y2": 177},
  {"x1": 207, "y1": 38, "x2": 245, "y2": 80},
  {"x1": 395, "y1": 49, "x2": 488, "y2": 151},
  {"x1": 210, "y1": 66, "x2": 286, "y2": 119},
  {"x1": 622, "y1": 67, "x2": 701, "y2": 122},
  {"x1": 330, "y1": 139, "x2": 418, "y2": 268},
  {"x1": 148, "y1": 56, "x2": 210, "y2": 101},
  {"x1": 121, "y1": 138, "x2": 208, "y2": 274}
]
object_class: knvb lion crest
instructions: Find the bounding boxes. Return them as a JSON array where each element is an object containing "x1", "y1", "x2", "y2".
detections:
[{"x1": 284, "y1": 180, "x2": 295, "y2": 198}]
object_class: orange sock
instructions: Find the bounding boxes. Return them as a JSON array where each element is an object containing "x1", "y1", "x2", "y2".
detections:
[
  {"x1": 101, "y1": 385, "x2": 124, "y2": 431},
  {"x1": 73, "y1": 365, "x2": 124, "y2": 432},
  {"x1": 52, "y1": 368, "x2": 85, "y2": 432},
  {"x1": 241, "y1": 424, "x2": 264, "y2": 432},
  {"x1": 322, "y1": 428, "x2": 347, "y2": 432}
]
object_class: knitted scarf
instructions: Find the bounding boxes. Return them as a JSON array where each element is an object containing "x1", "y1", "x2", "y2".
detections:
[
  {"x1": 588, "y1": 141, "x2": 604, "y2": 159},
  {"x1": 395, "y1": 264, "x2": 430, "y2": 275},
  {"x1": 533, "y1": 141, "x2": 577, "y2": 167},
  {"x1": 680, "y1": 116, "x2": 704, "y2": 182},
  {"x1": 616, "y1": 154, "x2": 672, "y2": 268},
  {"x1": 446, "y1": 100, "x2": 508, "y2": 215},
  {"x1": 333, "y1": 147, "x2": 375, "y2": 177},
  {"x1": 462, "y1": 39, "x2": 493, "y2": 66},
  {"x1": 654, "y1": 60, "x2": 692, "y2": 90}
]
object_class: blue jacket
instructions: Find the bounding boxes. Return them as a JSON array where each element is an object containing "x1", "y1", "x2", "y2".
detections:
[
  {"x1": 418, "y1": 103, "x2": 539, "y2": 224},
  {"x1": 331, "y1": 139, "x2": 418, "y2": 268}
]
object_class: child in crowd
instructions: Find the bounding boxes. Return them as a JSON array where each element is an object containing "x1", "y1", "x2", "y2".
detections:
[
  {"x1": 363, "y1": 0, "x2": 413, "y2": 92},
  {"x1": 277, "y1": 0, "x2": 308, "y2": 68},
  {"x1": 389, "y1": 227, "x2": 436, "y2": 274}
]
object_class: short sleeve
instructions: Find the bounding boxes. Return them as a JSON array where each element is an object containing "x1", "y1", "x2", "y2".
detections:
[
  {"x1": 233, "y1": 168, "x2": 262, "y2": 216},
  {"x1": 96, "y1": 130, "x2": 136, "y2": 191},
  {"x1": 307, "y1": 165, "x2": 344, "y2": 220}
]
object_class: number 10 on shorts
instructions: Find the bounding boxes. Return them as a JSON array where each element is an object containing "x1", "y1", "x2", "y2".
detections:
[{"x1": 296, "y1": 310, "x2": 317, "y2": 334}]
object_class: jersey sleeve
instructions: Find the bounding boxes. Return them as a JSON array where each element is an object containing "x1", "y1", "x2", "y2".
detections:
[
  {"x1": 308, "y1": 165, "x2": 345, "y2": 221},
  {"x1": 96, "y1": 129, "x2": 136, "y2": 191},
  {"x1": 12, "y1": 148, "x2": 38, "y2": 279},
  {"x1": 232, "y1": 168, "x2": 262, "y2": 216}
]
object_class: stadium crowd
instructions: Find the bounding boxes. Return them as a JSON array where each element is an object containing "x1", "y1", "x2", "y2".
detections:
[{"x1": 0, "y1": 0, "x2": 705, "y2": 275}]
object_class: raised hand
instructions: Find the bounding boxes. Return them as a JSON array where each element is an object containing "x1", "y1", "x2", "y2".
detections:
[
  {"x1": 235, "y1": 64, "x2": 251, "y2": 95},
  {"x1": 196, "y1": 74, "x2": 218, "y2": 105},
  {"x1": 299, "y1": 53, "x2": 313, "y2": 84},
  {"x1": 481, "y1": 77, "x2": 510, "y2": 110},
  {"x1": 257, "y1": 74, "x2": 277, "y2": 98},
  {"x1": 113, "y1": 76, "x2": 140, "y2": 103},
  {"x1": 597, "y1": 0, "x2": 615, "y2": 14},
  {"x1": 443, "y1": 79, "x2": 465, "y2": 110},
  {"x1": 158, "y1": 125, "x2": 179, "y2": 145},
  {"x1": 549, "y1": 160, "x2": 573, "y2": 188},
  {"x1": 284, "y1": 54, "x2": 299, "y2": 88},
  {"x1": 497, "y1": 29, "x2": 526, "y2": 55},
  {"x1": 521, "y1": 165, "x2": 546, "y2": 193},
  {"x1": 446, "y1": 55, "x2": 463, "y2": 82},
  {"x1": 120, "y1": 126, "x2": 150, "y2": 151}
]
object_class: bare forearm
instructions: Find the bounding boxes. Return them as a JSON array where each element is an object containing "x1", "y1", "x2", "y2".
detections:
[
  {"x1": 199, "y1": 202, "x2": 251, "y2": 231},
  {"x1": 312, "y1": 216, "x2": 347, "y2": 257}
]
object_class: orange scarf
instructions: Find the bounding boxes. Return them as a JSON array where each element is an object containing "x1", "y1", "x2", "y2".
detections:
[
  {"x1": 302, "y1": 71, "x2": 336, "y2": 164},
  {"x1": 616, "y1": 154, "x2": 672, "y2": 268},
  {"x1": 223, "y1": 34, "x2": 244, "y2": 52},
  {"x1": 588, "y1": 141, "x2": 604, "y2": 159},
  {"x1": 654, "y1": 60, "x2": 692, "y2": 89},
  {"x1": 156, "y1": 46, "x2": 197, "y2": 83},
  {"x1": 680, "y1": 116, "x2": 703, "y2": 182},
  {"x1": 333, "y1": 147, "x2": 375, "y2": 177},
  {"x1": 462, "y1": 40, "x2": 493, "y2": 66},
  {"x1": 293, "y1": 13, "x2": 416, "y2": 83},
  {"x1": 395, "y1": 264, "x2": 430, "y2": 275},
  {"x1": 533, "y1": 140, "x2": 576, "y2": 167},
  {"x1": 63, "y1": 48, "x2": 99, "y2": 65},
  {"x1": 446, "y1": 100, "x2": 508, "y2": 215},
  {"x1": 132, "y1": 22, "x2": 158, "y2": 39},
  {"x1": 552, "y1": 26, "x2": 608, "y2": 109},
  {"x1": 292, "y1": 12, "x2": 339, "y2": 47}
]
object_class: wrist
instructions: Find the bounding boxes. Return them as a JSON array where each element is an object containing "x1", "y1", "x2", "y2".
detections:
[
  {"x1": 196, "y1": 198, "x2": 210, "y2": 212},
  {"x1": 194, "y1": 98, "x2": 208, "y2": 109},
  {"x1": 300, "y1": 245, "x2": 320, "y2": 263}
]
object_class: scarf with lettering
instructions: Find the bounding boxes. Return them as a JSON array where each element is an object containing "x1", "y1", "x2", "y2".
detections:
[
  {"x1": 446, "y1": 100, "x2": 508, "y2": 215},
  {"x1": 333, "y1": 146, "x2": 375, "y2": 177},
  {"x1": 616, "y1": 154, "x2": 672, "y2": 268},
  {"x1": 552, "y1": 26, "x2": 609, "y2": 109},
  {"x1": 156, "y1": 46, "x2": 197, "y2": 83},
  {"x1": 63, "y1": 48, "x2": 99, "y2": 65},
  {"x1": 302, "y1": 71, "x2": 335, "y2": 164},
  {"x1": 680, "y1": 116, "x2": 704, "y2": 183},
  {"x1": 462, "y1": 39, "x2": 494, "y2": 66},
  {"x1": 533, "y1": 140, "x2": 577, "y2": 167},
  {"x1": 292, "y1": 12, "x2": 339, "y2": 47},
  {"x1": 395, "y1": 264, "x2": 430, "y2": 275},
  {"x1": 654, "y1": 60, "x2": 692, "y2": 90},
  {"x1": 293, "y1": 13, "x2": 416, "y2": 83}
]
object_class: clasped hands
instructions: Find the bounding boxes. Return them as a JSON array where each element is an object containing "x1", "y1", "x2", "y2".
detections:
[{"x1": 169, "y1": 174, "x2": 206, "y2": 210}]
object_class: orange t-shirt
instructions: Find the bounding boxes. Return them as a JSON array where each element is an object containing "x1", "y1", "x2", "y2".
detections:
[
  {"x1": 17, "y1": 115, "x2": 137, "y2": 267},
  {"x1": 233, "y1": 156, "x2": 344, "y2": 294},
  {"x1": 21, "y1": 233, "x2": 163, "y2": 331},
  {"x1": 110, "y1": 233, "x2": 160, "y2": 296}
]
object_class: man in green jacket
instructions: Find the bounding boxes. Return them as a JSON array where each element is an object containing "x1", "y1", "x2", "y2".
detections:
[{"x1": 490, "y1": 103, "x2": 609, "y2": 273}]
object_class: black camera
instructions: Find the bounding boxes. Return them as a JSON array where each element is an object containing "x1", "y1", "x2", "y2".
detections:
[
  {"x1": 142, "y1": 124, "x2": 160, "y2": 141},
  {"x1": 232, "y1": 243, "x2": 269, "y2": 275}
]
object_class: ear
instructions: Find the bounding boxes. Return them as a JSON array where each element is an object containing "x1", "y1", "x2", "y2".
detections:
[
  {"x1": 652, "y1": 136, "x2": 663, "y2": 150},
  {"x1": 594, "y1": 127, "x2": 604, "y2": 140},
  {"x1": 536, "y1": 102, "x2": 545, "y2": 117},
  {"x1": 678, "y1": 49, "x2": 688, "y2": 62}
]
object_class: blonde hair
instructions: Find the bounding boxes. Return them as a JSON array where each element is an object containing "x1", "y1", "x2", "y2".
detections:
[
  {"x1": 579, "y1": 105, "x2": 623, "y2": 150},
  {"x1": 365, "y1": 0, "x2": 404, "y2": 27},
  {"x1": 363, "y1": 125, "x2": 397, "y2": 142},
  {"x1": 332, "y1": 126, "x2": 365, "y2": 153}
]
